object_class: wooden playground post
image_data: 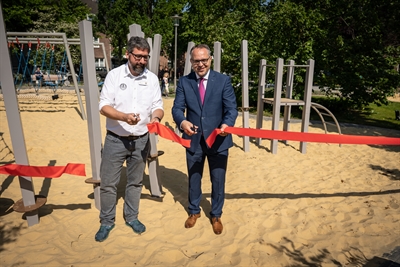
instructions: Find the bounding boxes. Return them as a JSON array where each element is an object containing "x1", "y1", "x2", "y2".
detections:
[
  {"x1": 79, "y1": 20, "x2": 102, "y2": 210},
  {"x1": 299, "y1": 59, "x2": 315, "y2": 154},
  {"x1": 270, "y1": 58, "x2": 284, "y2": 154},
  {"x1": 241, "y1": 40, "x2": 250, "y2": 152},
  {"x1": 213, "y1": 42, "x2": 221, "y2": 73},
  {"x1": 0, "y1": 2, "x2": 40, "y2": 226},
  {"x1": 282, "y1": 60, "x2": 295, "y2": 144},
  {"x1": 256, "y1": 59, "x2": 267, "y2": 146},
  {"x1": 184, "y1": 42, "x2": 195, "y2": 76}
]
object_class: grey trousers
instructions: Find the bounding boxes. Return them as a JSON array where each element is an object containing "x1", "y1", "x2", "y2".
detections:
[{"x1": 99, "y1": 132, "x2": 150, "y2": 226}]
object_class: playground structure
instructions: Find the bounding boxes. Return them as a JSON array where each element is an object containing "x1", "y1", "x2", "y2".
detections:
[{"x1": 255, "y1": 58, "x2": 341, "y2": 154}]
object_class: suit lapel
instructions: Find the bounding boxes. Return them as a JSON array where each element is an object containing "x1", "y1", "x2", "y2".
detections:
[
  {"x1": 203, "y1": 70, "x2": 216, "y2": 106},
  {"x1": 188, "y1": 72, "x2": 203, "y2": 107}
]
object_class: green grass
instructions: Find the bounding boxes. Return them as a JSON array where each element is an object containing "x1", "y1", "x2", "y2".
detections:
[{"x1": 331, "y1": 101, "x2": 400, "y2": 131}]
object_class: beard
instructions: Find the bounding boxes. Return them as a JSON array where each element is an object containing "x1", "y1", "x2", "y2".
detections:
[{"x1": 129, "y1": 61, "x2": 146, "y2": 75}]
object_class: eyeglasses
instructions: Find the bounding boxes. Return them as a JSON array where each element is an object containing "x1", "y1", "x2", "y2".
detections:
[
  {"x1": 191, "y1": 57, "x2": 211, "y2": 66},
  {"x1": 130, "y1": 52, "x2": 151, "y2": 61}
]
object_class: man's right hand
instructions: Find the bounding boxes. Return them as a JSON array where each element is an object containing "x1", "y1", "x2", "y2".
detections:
[
  {"x1": 125, "y1": 113, "x2": 140, "y2": 125},
  {"x1": 182, "y1": 120, "x2": 198, "y2": 136}
]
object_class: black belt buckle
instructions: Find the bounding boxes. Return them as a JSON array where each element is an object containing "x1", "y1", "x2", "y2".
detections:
[{"x1": 127, "y1": 135, "x2": 139, "y2": 141}]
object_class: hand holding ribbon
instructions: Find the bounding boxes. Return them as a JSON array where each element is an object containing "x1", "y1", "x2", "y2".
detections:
[
  {"x1": 147, "y1": 123, "x2": 191, "y2": 148},
  {"x1": 147, "y1": 123, "x2": 400, "y2": 148}
]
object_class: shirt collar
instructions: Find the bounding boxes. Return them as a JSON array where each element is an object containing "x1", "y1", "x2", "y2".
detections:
[
  {"x1": 195, "y1": 70, "x2": 210, "y2": 80},
  {"x1": 124, "y1": 63, "x2": 148, "y2": 78}
]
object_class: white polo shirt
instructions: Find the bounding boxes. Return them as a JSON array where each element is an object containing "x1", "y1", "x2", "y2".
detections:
[{"x1": 99, "y1": 63, "x2": 163, "y2": 136}]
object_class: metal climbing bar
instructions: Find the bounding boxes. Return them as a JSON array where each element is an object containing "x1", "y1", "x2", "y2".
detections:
[{"x1": 310, "y1": 102, "x2": 342, "y2": 147}]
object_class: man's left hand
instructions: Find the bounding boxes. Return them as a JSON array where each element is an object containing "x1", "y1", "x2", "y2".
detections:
[
  {"x1": 150, "y1": 117, "x2": 161, "y2": 123},
  {"x1": 219, "y1": 124, "x2": 229, "y2": 136}
]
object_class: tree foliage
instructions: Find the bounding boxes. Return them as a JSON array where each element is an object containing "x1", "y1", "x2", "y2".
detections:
[
  {"x1": 312, "y1": 0, "x2": 400, "y2": 108},
  {"x1": 2, "y1": 0, "x2": 90, "y2": 68},
  {"x1": 2, "y1": 0, "x2": 399, "y2": 109},
  {"x1": 180, "y1": 0, "x2": 400, "y2": 109},
  {"x1": 3, "y1": 0, "x2": 89, "y2": 35},
  {"x1": 95, "y1": 0, "x2": 187, "y2": 64}
]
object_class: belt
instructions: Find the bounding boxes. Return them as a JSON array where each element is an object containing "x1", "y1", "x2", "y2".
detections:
[{"x1": 107, "y1": 130, "x2": 148, "y2": 141}]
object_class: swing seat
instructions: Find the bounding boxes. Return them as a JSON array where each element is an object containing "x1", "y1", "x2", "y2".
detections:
[{"x1": 43, "y1": 81, "x2": 56, "y2": 88}]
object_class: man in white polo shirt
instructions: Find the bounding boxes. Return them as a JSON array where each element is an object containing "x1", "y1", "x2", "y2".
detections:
[{"x1": 96, "y1": 36, "x2": 164, "y2": 242}]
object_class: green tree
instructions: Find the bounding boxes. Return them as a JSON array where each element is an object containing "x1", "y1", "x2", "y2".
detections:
[
  {"x1": 181, "y1": 0, "x2": 269, "y2": 104},
  {"x1": 3, "y1": 0, "x2": 89, "y2": 34},
  {"x1": 3, "y1": 0, "x2": 90, "y2": 70},
  {"x1": 255, "y1": 1, "x2": 324, "y2": 101},
  {"x1": 288, "y1": 0, "x2": 400, "y2": 108},
  {"x1": 95, "y1": 0, "x2": 186, "y2": 65},
  {"x1": 182, "y1": 0, "x2": 400, "y2": 109}
]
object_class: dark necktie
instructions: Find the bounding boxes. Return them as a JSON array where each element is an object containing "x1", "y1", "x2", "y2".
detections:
[{"x1": 199, "y1": 78, "x2": 205, "y2": 104}]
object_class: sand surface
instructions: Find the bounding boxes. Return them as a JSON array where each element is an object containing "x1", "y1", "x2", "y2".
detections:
[{"x1": 0, "y1": 89, "x2": 399, "y2": 267}]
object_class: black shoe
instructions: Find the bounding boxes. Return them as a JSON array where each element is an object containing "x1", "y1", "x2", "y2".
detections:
[{"x1": 95, "y1": 224, "x2": 115, "y2": 242}]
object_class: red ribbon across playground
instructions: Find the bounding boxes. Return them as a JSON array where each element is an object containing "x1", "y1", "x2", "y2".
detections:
[
  {"x1": 0, "y1": 163, "x2": 86, "y2": 178},
  {"x1": 148, "y1": 123, "x2": 400, "y2": 147},
  {"x1": 1, "y1": 123, "x2": 399, "y2": 178}
]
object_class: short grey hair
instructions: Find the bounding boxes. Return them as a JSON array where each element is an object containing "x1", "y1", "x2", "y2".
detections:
[
  {"x1": 190, "y1": 44, "x2": 211, "y2": 58},
  {"x1": 127, "y1": 36, "x2": 150, "y2": 53}
]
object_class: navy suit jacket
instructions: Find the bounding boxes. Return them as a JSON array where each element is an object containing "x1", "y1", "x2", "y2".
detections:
[{"x1": 172, "y1": 70, "x2": 238, "y2": 153}]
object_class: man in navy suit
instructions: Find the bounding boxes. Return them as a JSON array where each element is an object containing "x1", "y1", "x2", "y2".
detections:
[{"x1": 172, "y1": 44, "x2": 238, "y2": 235}]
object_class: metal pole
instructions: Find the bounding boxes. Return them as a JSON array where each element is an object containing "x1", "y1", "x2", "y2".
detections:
[
  {"x1": 174, "y1": 25, "x2": 177, "y2": 93},
  {"x1": 61, "y1": 33, "x2": 86, "y2": 120}
]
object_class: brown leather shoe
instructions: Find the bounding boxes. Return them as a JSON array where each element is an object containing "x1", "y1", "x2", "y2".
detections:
[
  {"x1": 211, "y1": 217, "x2": 223, "y2": 235},
  {"x1": 185, "y1": 213, "x2": 201, "y2": 228}
]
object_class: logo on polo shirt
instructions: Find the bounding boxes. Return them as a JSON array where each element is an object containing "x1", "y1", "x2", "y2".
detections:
[{"x1": 120, "y1": 83, "x2": 127, "y2": 90}]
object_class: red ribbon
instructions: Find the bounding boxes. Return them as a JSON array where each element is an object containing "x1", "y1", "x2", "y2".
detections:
[
  {"x1": 148, "y1": 123, "x2": 400, "y2": 148},
  {"x1": 0, "y1": 163, "x2": 86, "y2": 178},
  {"x1": 147, "y1": 123, "x2": 191, "y2": 148},
  {"x1": 206, "y1": 127, "x2": 400, "y2": 147}
]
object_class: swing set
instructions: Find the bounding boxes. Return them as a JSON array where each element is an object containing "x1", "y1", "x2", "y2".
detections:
[
  {"x1": 8, "y1": 35, "x2": 110, "y2": 92},
  {"x1": 9, "y1": 37, "x2": 72, "y2": 94}
]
